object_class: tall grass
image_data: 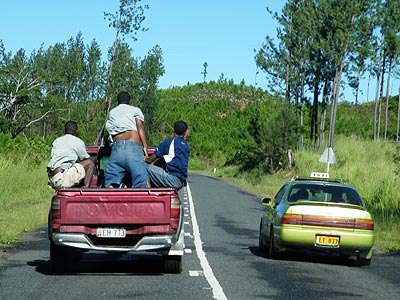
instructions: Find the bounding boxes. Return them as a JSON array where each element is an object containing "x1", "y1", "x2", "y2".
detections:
[
  {"x1": 0, "y1": 134, "x2": 54, "y2": 245},
  {"x1": 294, "y1": 136, "x2": 400, "y2": 222},
  {"x1": 0, "y1": 157, "x2": 54, "y2": 244}
]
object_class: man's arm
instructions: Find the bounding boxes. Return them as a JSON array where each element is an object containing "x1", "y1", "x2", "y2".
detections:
[
  {"x1": 145, "y1": 153, "x2": 158, "y2": 164},
  {"x1": 136, "y1": 118, "x2": 148, "y2": 157}
]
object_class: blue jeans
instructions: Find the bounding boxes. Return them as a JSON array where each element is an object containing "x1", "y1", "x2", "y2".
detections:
[
  {"x1": 105, "y1": 140, "x2": 148, "y2": 188},
  {"x1": 146, "y1": 164, "x2": 183, "y2": 189}
]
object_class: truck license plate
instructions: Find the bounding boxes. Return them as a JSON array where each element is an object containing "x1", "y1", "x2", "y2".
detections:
[{"x1": 96, "y1": 228, "x2": 126, "y2": 238}]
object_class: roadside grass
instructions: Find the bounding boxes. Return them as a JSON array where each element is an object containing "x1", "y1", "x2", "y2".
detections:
[
  {"x1": 0, "y1": 158, "x2": 54, "y2": 246},
  {"x1": 1, "y1": 135, "x2": 399, "y2": 253}
]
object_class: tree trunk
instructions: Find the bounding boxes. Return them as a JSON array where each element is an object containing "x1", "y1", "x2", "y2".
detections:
[
  {"x1": 328, "y1": 59, "x2": 345, "y2": 149},
  {"x1": 377, "y1": 54, "x2": 386, "y2": 140},
  {"x1": 319, "y1": 79, "x2": 329, "y2": 148},
  {"x1": 384, "y1": 58, "x2": 392, "y2": 140},
  {"x1": 355, "y1": 69, "x2": 360, "y2": 105},
  {"x1": 94, "y1": 28, "x2": 121, "y2": 145},
  {"x1": 311, "y1": 80, "x2": 319, "y2": 148},
  {"x1": 397, "y1": 85, "x2": 400, "y2": 142},
  {"x1": 373, "y1": 62, "x2": 381, "y2": 140},
  {"x1": 298, "y1": 84, "x2": 304, "y2": 149}
]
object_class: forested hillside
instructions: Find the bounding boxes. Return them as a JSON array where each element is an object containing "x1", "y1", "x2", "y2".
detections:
[{"x1": 1, "y1": 78, "x2": 400, "y2": 176}]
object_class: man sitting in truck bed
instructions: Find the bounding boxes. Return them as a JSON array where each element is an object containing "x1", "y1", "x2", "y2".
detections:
[
  {"x1": 47, "y1": 120, "x2": 95, "y2": 189},
  {"x1": 145, "y1": 120, "x2": 190, "y2": 190}
]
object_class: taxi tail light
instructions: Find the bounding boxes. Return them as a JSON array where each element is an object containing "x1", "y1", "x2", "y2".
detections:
[
  {"x1": 170, "y1": 195, "x2": 181, "y2": 230},
  {"x1": 51, "y1": 196, "x2": 61, "y2": 231},
  {"x1": 282, "y1": 213, "x2": 374, "y2": 230},
  {"x1": 282, "y1": 214, "x2": 303, "y2": 225},
  {"x1": 354, "y1": 218, "x2": 374, "y2": 230}
]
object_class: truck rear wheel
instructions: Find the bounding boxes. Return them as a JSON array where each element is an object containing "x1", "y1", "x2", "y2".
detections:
[
  {"x1": 50, "y1": 242, "x2": 82, "y2": 274},
  {"x1": 50, "y1": 241, "x2": 66, "y2": 274},
  {"x1": 163, "y1": 255, "x2": 182, "y2": 274}
]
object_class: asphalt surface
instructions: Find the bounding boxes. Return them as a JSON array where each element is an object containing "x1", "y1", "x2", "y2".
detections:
[{"x1": 0, "y1": 173, "x2": 399, "y2": 300}]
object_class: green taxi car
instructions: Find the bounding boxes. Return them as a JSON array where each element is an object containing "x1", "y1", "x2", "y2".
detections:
[{"x1": 258, "y1": 173, "x2": 375, "y2": 266}]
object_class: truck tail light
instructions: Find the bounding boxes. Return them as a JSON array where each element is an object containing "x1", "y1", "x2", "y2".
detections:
[
  {"x1": 51, "y1": 196, "x2": 61, "y2": 231},
  {"x1": 170, "y1": 195, "x2": 181, "y2": 230}
]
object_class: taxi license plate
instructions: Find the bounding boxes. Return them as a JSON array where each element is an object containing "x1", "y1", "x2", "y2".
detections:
[
  {"x1": 315, "y1": 235, "x2": 340, "y2": 247},
  {"x1": 96, "y1": 228, "x2": 126, "y2": 238}
]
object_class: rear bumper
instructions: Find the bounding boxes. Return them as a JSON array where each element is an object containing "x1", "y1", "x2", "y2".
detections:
[
  {"x1": 51, "y1": 205, "x2": 185, "y2": 256},
  {"x1": 52, "y1": 230, "x2": 184, "y2": 255},
  {"x1": 275, "y1": 225, "x2": 375, "y2": 256}
]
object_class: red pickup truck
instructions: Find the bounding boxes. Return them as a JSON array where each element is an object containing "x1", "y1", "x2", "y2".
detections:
[{"x1": 48, "y1": 146, "x2": 185, "y2": 274}]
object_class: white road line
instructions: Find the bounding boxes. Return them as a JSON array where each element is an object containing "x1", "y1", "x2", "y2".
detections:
[
  {"x1": 189, "y1": 270, "x2": 203, "y2": 277},
  {"x1": 186, "y1": 184, "x2": 228, "y2": 300},
  {"x1": 184, "y1": 232, "x2": 193, "y2": 238}
]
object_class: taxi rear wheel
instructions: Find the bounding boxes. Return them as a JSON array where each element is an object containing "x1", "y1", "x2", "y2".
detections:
[
  {"x1": 356, "y1": 255, "x2": 371, "y2": 267},
  {"x1": 258, "y1": 221, "x2": 267, "y2": 255},
  {"x1": 267, "y1": 228, "x2": 279, "y2": 259}
]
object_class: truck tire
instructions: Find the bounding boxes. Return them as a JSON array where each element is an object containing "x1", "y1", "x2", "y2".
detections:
[
  {"x1": 50, "y1": 242, "x2": 82, "y2": 274},
  {"x1": 50, "y1": 241, "x2": 66, "y2": 274},
  {"x1": 163, "y1": 255, "x2": 182, "y2": 274}
]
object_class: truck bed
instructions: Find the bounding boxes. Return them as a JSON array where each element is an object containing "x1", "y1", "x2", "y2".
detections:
[{"x1": 48, "y1": 146, "x2": 185, "y2": 274}]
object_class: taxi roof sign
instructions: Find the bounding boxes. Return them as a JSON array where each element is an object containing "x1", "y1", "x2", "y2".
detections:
[{"x1": 310, "y1": 172, "x2": 329, "y2": 178}]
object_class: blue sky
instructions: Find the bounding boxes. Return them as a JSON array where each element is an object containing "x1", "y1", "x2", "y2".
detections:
[
  {"x1": 1, "y1": 1, "x2": 380, "y2": 102},
  {"x1": 0, "y1": 0, "x2": 284, "y2": 90}
]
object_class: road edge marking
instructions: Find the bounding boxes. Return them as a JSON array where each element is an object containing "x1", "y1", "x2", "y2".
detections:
[{"x1": 186, "y1": 184, "x2": 228, "y2": 300}]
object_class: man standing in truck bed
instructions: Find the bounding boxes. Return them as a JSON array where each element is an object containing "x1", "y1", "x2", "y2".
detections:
[
  {"x1": 145, "y1": 120, "x2": 190, "y2": 190},
  {"x1": 105, "y1": 91, "x2": 149, "y2": 188},
  {"x1": 47, "y1": 120, "x2": 95, "y2": 189}
]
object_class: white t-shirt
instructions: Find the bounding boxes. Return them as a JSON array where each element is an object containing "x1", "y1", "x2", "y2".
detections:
[
  {"x1": 106, "y1": 104, "x2": 145, "y2": 136},
  {"x1": 47, "y1": 134, "x2": 90, "y2": 171}
]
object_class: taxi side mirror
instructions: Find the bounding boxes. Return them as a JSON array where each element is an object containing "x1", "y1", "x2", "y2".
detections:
[{"x1": 261, "y1": 197, "x2": 273, "y2": 206}]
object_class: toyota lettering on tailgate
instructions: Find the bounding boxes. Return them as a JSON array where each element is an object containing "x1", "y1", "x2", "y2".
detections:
[{"x1": 66, "y1": 202, "x2": 164, "y2": 218}]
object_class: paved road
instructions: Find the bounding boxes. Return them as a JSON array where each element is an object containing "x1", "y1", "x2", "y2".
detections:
[{"x1": 1, "y1": 173, "x2": 399, "y2": 300}]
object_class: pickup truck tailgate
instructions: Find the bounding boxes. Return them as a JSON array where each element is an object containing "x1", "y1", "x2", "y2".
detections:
[{"x1": 57, "y1": 188, "x2": 175, "y2": 225}]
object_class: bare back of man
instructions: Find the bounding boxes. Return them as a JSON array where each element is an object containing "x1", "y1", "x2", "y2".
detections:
[
  {"x1": 111, "y1": 118, "x2": 148, "y2": 158},
  {"x1": 113, "y1": 130, "x2": 140, "y2": 143}
]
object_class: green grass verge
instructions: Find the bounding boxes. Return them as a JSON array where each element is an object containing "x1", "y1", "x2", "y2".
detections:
[{"x1": 0, "y1": 159, "x2": 54, "y2": 246}]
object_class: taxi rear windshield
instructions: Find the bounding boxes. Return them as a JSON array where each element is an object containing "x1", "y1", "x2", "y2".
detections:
[{"x1": 288, "y1": 184, "x2": 362, "y2": 206}]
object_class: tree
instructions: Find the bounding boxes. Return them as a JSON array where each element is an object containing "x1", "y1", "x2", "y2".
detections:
[
  {"x1": 234, "y1": 102, "x2": 299, "y2": 176},
  {"x1": 201, "y1": 62, "x2": 208, "y2": 82},
  {"x1": 138, "y1": 45, "x2": 165, "y2": 134},
  {"x1": 0, "y1": 46, "x2": 48, "y2": 137},
  {"x1": 257, "y1": 0, "x2": 376, "y2": 149},
  {"x1": 95, "y1": 0, "x2": 149, "y2": 145}
]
